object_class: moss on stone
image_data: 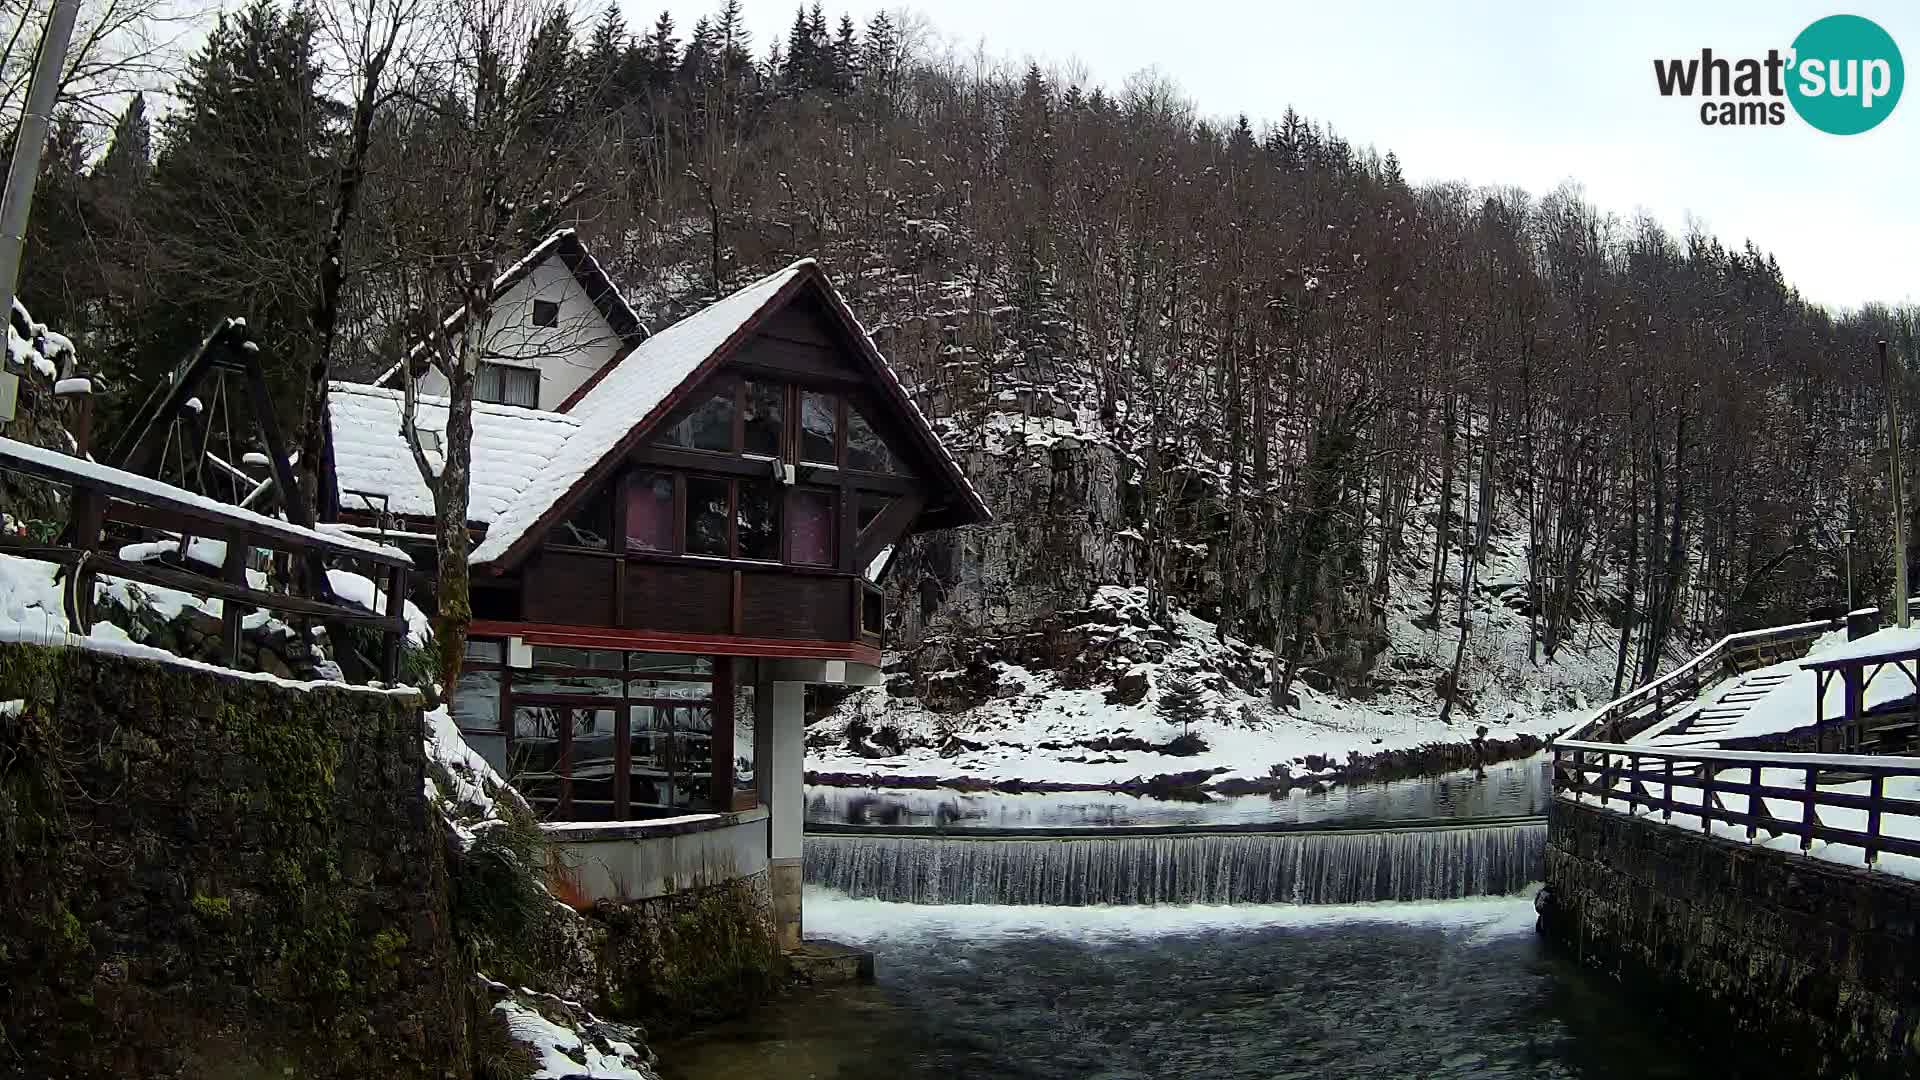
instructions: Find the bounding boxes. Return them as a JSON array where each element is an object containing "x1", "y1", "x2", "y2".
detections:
[
  {"x1": 0, "y1": 640, "x2": 467, "y2": 1079},
  {"x1": 595, "y1": 876, "x2": 783, "y2": 1037}
]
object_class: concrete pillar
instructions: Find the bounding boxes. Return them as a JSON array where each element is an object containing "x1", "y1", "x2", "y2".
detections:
[{"x1": 754, "y1": 679, "x2": 805, "y2": 949}]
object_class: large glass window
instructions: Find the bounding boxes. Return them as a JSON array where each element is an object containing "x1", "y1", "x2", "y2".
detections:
[
  {"x1": 847, "y1": 407, "x2": 899, "y2": 473},
  {"x1": 453, "y1": 642, "x2": 735, "y2": 821},
  {"x1": 744, "y1": 380, "x2": 784, "y2": 457},
  {"x1": 555, "y1": 483, "x2": 614, "y2": 548},
  {"x1": 686, "y1": 476, "x2": 730, "y2": 556},
  {"x1": 661, "y1": 383, "x2": 735, "y2": 451},
  {"x1": 733, "y1": 682, "x2": 756, "y2": 802},
  {"x1": 790, "y1": 488, "x2": 835, "y2": 566},
  {"x1": 737, "y1": 481, "x2": 781, "y2": 561},
  {"x1": 625, "y1": 471, "x2": 674, "y2": 553},
  {"x1": 800, "y1": 391, "x2": 837, "y2": 464}
]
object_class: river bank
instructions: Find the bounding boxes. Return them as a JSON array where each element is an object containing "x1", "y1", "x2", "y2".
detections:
[{"x1": 806, "y1": 732, "x2": 1552, "y2": 800}]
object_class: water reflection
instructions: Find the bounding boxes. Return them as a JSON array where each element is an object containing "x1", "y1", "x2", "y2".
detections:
[
  {"x1": 658, "y1": 893, "x2": 1736, "y2": 1080},
  {"x1": 806, "y1": 755, "x2": 1550, "y2": 830}
]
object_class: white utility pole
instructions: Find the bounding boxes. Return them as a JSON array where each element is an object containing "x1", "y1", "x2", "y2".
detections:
[
  {"x1": 1885, "y1": 339, "x2": 1910, "y2": 629},
  {"x1": 0, "y1": 0, "x2": 83, "y2": 332}
]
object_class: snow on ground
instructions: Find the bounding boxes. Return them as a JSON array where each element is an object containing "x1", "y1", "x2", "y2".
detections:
[
  {"x1": 0, "y1": 552, "x2": 415, "y2": 695},
  {"x1": 812, "y1": 580, "x2": 1604, "y2": 791},
  {"x1": 803, "y1": 885, "x2": 1541, "y2": 942},
  {"x1": 495, "y1": 993, "x2": 657, "y2": 1080}
]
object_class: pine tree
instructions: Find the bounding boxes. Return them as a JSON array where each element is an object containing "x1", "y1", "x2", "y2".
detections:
[
  {"x1": 1158, "y1": 675, "x2": 1206, "y2": 736},
  {"x1": 514, "y1": 10, "x2": 579, "y2": 136},
  {"x1": 782, "y1": 6, "x2": 815, "y2": 91},
  {"x1": 95, "y1": 93, "x2": 152, "y2": 190},
  {"x1": 681, "y1": 16, "x2": 717, "y2": 87},
  {"x1": 643, "y1": 10, "x2": 679, "y2": 94},
  {"x1": 830, "y1": 14, "x2": 858, "y2": 94},
  {"x1": 121, "y1": 0, "x2": 331, "y2": 417},
  {"x1": 861, "y1": 9, "x2": 896, "y2": 98},
  {"x1": 583, "y1": 4, "x2": 627, "y2": 110},
  {"x1": 716, "y1": 0, "x2": 752, "y2": 79}
]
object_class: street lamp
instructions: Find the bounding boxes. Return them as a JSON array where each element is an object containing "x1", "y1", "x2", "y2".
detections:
[{"x1": 1844, "y1": 527, "x2": 1856, "y2": 613}]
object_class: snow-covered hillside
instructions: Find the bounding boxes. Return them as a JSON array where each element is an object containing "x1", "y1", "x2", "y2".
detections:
[{"x1": 809, "y1": 513, "x2": 1628, "y2": 792}]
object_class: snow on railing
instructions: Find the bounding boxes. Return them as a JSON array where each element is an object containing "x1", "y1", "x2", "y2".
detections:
[
  {"x1": 1566, "y1": 615, "x2": 1861, "y2": 744},
  {"x1": 0, "y1": 436, "x2": 414, "y2": 682},
  {"x1": 1555, "y1": 738, "x2": 1920, "y2": 870}
]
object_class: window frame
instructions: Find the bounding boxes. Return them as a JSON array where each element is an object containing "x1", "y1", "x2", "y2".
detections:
[
  {"x1": 457, "y1": 642, "x2": 741, "y2": 821},
  {"x1": 531, "y1": 298, "x2": 561, "y2": 328},
  {"x1": 476, "y1": 360, "x2": 540, "y2": 409}
]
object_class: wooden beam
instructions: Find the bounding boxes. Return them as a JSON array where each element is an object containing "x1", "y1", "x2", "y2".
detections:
[{"x1": 855, "y1": 493, "x2": 924, "y2": 567}]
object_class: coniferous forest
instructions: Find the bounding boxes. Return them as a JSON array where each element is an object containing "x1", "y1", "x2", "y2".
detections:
[{"x1": 12, "y1": 0, "x2": 1919, "y2": 706}]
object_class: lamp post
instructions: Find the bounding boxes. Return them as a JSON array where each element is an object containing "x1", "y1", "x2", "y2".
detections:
[
  {"x1": 1844, "y1": 527, "x2": 1857, "y2": 613},
  {"x1": 1886, "y1": 339, "x2": 1910, "y2": 629}
]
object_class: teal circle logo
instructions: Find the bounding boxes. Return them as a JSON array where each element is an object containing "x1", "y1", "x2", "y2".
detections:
[{"x1": 1788, "y1": 14, "x2": 1903, "y2": 134}]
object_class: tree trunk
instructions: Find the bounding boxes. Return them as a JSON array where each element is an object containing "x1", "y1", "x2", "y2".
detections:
[{"x1": 433, "y1": 258, "x2": 489, "y2": 691}]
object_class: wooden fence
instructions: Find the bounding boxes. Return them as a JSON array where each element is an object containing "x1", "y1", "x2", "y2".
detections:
[
  {"x1": 1567, "y1": 618, "x2": 1853, "y2": 744},
  {"x1": 1554, "y1": 738, "x2": 1920, "y2": 866},
  {"x1": 0, "y1": 436, "x2": 412, "y2": 681}
]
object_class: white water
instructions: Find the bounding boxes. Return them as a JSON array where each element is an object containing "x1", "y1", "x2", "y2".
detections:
[{"x1": 803, "y1": 822, "x2": 1545, "y2": 905}]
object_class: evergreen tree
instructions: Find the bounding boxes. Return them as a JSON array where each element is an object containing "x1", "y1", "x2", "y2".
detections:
[
  {"x1": 642, "y1": 10, "x2": 679, "y2": 94},
  {"x1": 95, "y1": 93, "x2": 152, "y2": 190},
  {"x1": 716, "y1": 0, "x2": 752, "y2": 78},
  {"x1": 830, "y1": 14, "x2": 858, "y2": 94},
  {"x1": 1158, "y1": 675, "x2": 1206, "y2": 736},
  {"x1": 681, "y1": 17, "x2": 718, "y2": 87},
  {"x1": 15, "y1": 111, "x2": 94, "y2": 337},
  {"x1": 782, "y1": 6, "x2": 816, "y2": 91},
  {"x1": 861, "y1": 9, "x2": 897, "y2": 98},
  {"x1": 514, "y1": 10, "x2": 579, "y2": 137},
  {"x1": 583, "y1": 4, "x2": 627, "y2": 110},
  {"x1": 121, "y1": 0, "x2": 332, "y2": 415}
]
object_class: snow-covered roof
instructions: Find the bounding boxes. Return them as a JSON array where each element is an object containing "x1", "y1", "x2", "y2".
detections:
[
  {"x1": 468, "y1": 259, "x2": 813, "y2": 564},
  {"x1": 327, "y1": 382, "x2": 579, "y2": 524},
  {"x1": 335, "y1": 244, "x2": 990, "y2": 565},
  {"x1": 1803, "y1": 625, "x2": 1920, "y2": 668}
]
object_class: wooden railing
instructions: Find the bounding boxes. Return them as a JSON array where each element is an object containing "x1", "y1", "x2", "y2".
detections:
[
  {"x1": 1567, "y1": 617, "x2": 1852, "y2": 743},
  {"x1": 1554, "y1": 738, "x2": 1920, "y2": 866},
  {"x1": 0, "y1": 435, "x2": 413, "y2": 682}
]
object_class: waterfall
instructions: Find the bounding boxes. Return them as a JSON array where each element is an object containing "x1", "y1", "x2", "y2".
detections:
[{"x1": 804, "y1": 822, "x2": 1545, "y2": 905}]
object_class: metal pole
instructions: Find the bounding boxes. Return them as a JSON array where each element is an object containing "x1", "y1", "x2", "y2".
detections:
[
  {"x1": 0, "y1": 0, "x2": 83, "y2": 330},
  {"x1": 1885, "y1": 339, "x2": 1910, "y2": 629},
  {"x1": 1844, "y1": 527, "x2": 1856, "y2": 613}
]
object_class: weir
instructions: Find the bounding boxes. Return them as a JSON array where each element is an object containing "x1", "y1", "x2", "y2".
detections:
[{"x1": 804, "y1": 817, "x2": 1546, "y2": 905}]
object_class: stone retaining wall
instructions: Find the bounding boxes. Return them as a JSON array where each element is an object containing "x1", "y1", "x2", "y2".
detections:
[
  {"x1": 0, "y1": 640, "x2": 468, "y2": 1079},
  {"x1": 1544, "y1": 799, "x2": 1920, "y2": 1078}
]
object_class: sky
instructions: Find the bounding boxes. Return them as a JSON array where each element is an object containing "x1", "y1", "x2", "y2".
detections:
[{"x1": 635, "y1": 0, "x2": 1919, "y2": 312}]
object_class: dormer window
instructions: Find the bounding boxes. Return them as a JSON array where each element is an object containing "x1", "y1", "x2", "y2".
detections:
[
  {"x1": 476, "y1": 361, "x2": 539, "y2": 408},
  {"x1": 531, "y1": 298, "x2": 560, "y2": 328}
]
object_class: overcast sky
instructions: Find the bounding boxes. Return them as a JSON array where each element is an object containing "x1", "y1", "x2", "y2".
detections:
[{"x1": 636, "y1": 0, "x2": 1918, "y2": 311}]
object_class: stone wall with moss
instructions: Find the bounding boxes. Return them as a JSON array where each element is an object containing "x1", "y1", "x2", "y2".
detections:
[
  {"x1": 0, "y1": 640, "x2": 469, "y2": 1079},
  {"x1": 1545, "y1": 799, "x2": 1920, "y2": 1079}
]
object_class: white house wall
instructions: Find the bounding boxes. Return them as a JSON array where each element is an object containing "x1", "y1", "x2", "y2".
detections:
[{"x1": 413, "y1": 255, "x2": 626, "y2": 410}]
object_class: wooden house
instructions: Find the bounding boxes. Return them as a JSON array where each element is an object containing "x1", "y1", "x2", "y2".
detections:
[{"x1": 324, "y1": 232, "x2": 989, "y2": 942}]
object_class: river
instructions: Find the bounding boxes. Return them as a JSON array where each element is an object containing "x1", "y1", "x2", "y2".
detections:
[{"x1": 658, "y1": 889, "x2": 1725, "y2": 1080}]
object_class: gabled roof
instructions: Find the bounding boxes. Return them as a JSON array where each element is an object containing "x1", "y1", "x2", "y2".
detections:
[
  {"x1": 468, "y1": 258, "x2": 992, "y2": 568},
  {"x1": 328, "y1": 382, "x2": 580, "y2": 523},
  {"x1": 373, "y1": 228, "x2": 645, "y2": 387}
]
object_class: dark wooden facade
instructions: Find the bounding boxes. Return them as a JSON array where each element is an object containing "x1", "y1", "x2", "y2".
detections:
[{"x1": 467, "y1": 289, "x2": 950, "y2": 664}]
